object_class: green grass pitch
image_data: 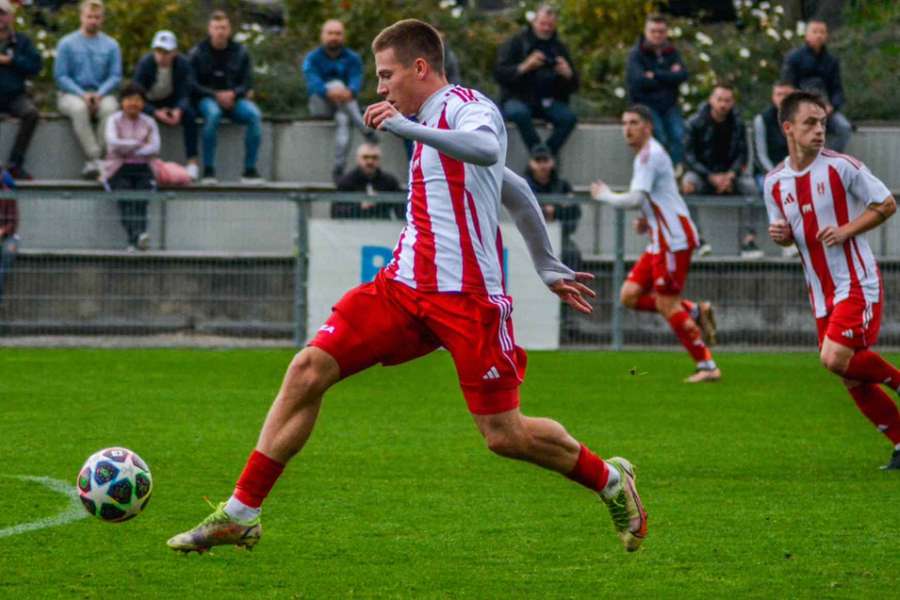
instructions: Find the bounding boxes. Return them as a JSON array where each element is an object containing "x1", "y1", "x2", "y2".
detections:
[{"x1": 1, "y1": 348, "x2": 898, "y2": 598}]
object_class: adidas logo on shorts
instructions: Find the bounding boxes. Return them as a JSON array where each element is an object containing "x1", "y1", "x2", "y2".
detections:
[{"x1": 482, "y1": 366, "x2": 501, "y2": 380}]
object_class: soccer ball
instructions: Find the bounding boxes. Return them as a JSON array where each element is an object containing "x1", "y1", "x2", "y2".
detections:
[{"x1": 76, "y1": 447, "x2": 153, "y2": 522}]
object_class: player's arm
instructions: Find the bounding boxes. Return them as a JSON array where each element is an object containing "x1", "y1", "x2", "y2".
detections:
[
  {"x1": 589, "y1": 181, "x2": 646, "y2": 208},
  {"x1": 818, "y1": 194, "x2": 896, "y2": 247},
  {"x1": 501, "y1": 168, "x2": 596, "y2": 314},
  {"x1": 764, "y1": 179, "x2": 794, "y2": 246},
  {"x1": 364, "y1": 102, "x2": 500, "y2": 166}
]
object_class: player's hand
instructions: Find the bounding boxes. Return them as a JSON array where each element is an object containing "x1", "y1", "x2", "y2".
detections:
[
  {"x1": 768, "y1": 220, "x2": 793, "y2": 246},
  {"x1": 363, "y1": 101, "x2": 400, "y2": 130},
  {"x1": 554, "y1": 56, "x2": 573, "y2": 79},
  {"x1": 590, "y1": 179, "x2": 609, "y2": 201},
  {"x1": 633, "y1": 216, "x2": 650, "y2": 235},
  {"x1": 550, "y1": 272, "x2": 596, "y2": 315},
  {"x1": 817, "y1": 225, "x2": 848, "y2": 247}
]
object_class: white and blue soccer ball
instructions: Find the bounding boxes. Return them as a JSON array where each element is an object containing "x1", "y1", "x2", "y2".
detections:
[{"x1": 76, "y1": 447, "x2": 153, "y2": 522}]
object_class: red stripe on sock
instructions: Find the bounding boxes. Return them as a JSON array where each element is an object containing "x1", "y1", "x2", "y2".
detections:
[
  {"x1": 566, "y1": 444, "x2": 610, "y2": 491},
  {"x1": 668, "y1": 310, "x2": 711, "y2": 363},
  {"x1": 233, "y1": 450, "x2": 285, "y2": 508},
  {"x1": 848, "y1": 384, "x2": 900, "y2": 445},
  {"x1": 844, "y1": 350, "x2": 900, "y2": 390}
]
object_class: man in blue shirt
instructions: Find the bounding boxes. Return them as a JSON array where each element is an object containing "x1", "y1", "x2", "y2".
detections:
[
  {"x1": 303, "y1": 19, "x2": 376, "y2": 181},
  {"x1": 54, "y1": 0, "x2": 122, "y2": 179},
  {"x1": 0, "y1": 0, "x2": 41, "y2": 180}
]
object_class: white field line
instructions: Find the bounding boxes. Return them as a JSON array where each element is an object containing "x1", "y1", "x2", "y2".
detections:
[{"x1": 0, "y1": 475, "x2": 88, "y2": 539}]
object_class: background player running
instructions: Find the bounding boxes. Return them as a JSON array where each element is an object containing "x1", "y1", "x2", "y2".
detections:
[
  {"x1": 168, "y1": 19, "x2": 647, "y2": 554},
  {"x1": 765, "y1": 90, "x2": 900, "y2": 470},
  {"x1": 590, "y1": 105, "x2": 719, "y2": 383}
]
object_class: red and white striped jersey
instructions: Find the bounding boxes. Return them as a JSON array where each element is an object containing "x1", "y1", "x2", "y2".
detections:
[
  {"x1": 629, "y1": 138, "x2": 698, "y2": 254},
  {"x1": 764, "y1": 150, "x2": 892, "y2": 318},
  {"x1": 385, "y1": 85, "x2": 508, "y2": 295}
]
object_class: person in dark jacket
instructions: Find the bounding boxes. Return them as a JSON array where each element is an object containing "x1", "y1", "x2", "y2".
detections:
[
  {"x1": 493, "y1": 5, "x2": 578, "y2": 157},
  {"x1": 303, "y1": 19, "x2": 376, "y2": 181},
  {"x1": 0, "y1": 0, "x2": 41, "y2": 179},
  {"x1": 333, "y1": 142, "x2": 404, "y2": 219},
  {"x1": 752, "y1": 80, "x2": 794, "y2": 191},
  {"x1": 626, "y1": 14, "x2": 688, "y2": 166},
  {"x1": 189, "y1": 10, "x2": 262, "y2": 183},
  {"x1": 781, "y1": 19, "x2": 851, "y2": 151},
  {"x1": 134, "y1": 30, "x2": 199, "y2": 179},
  {"x1": 524, "y1": 144, "x2": 581, "y2": 268}
]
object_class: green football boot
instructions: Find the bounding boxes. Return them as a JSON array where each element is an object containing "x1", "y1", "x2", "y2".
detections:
[
  {"x1": 167, "y1": 499, "x2": 261, "y2": 554},
  {"x1": 602, "y1": 457, "x2": 648, "y2": 552}
]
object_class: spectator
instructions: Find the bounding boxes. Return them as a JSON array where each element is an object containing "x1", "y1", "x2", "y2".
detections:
[
  {"x1": 134, "y1": 30, "x2": 199, "y2": 180},
  {"x1": 0, "y1": 170, "x2": 17, "y2": 301},
  {"x1": 0, "y1": 0, "x2": 41, "y2": 179},
  {"x1": 752, "y1": 81, "x2": 794, "y2": 191},
  {"x1": 443, "y1": 35, "x2": 461, "y2": 85},
  {"x1": 523, "y1": 144, "x2": 581, "y2": 268},
  {"x1": 190, "y1": 10, "x2": 263, "y2": 184},
  {"x1": 626, "y1": 13, "x2": 688, "y2": 167},
  {"x1": 333, "y1": 142, "x2": 403, "y2": 219},
  {"x1": 682, "y1": 84, "x2": 755, "y2": 257},
  {"x1": 102, "y1": 82, "x2": 159, "y2": 252},
  {"x1": 303, "y1": 19, "x2": 376, "y2": 182},
  {"x1": 54, "y1": 0, "x2": 121, "y2": 179},
  {"x1": 494, "y1": 4, "x2": 578, "y2": 157},
  {"x1": 781, "y1": 19, "x2": 851, "y2": 151}
]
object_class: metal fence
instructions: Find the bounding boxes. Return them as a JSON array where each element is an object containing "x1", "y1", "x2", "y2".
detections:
[{"x1": 1, "y1": 186, "x2": 897, "y2": 350}]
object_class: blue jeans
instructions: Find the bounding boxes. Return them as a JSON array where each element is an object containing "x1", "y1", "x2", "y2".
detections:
[
  {"x1": 648, "y1": 105, "x2": 685, "y2": 166},
  {"x1": 0, "y1": 235, "x2": 19, "y2": 300},
  {"x1": 502, "y1": 98, "x2": 577, "y2": 155},
  {"x1": 198, "y1": 97, "x2": 262, "y2": 170},
  {"x1": 826, "y1": 110, "x2": 852, "y2": 152}
]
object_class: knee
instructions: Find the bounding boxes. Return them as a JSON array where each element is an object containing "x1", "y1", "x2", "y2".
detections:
[
  {"x1": 284, "y1": 349, "x2": 334, "y2": 398},
  {"x1": 820, "y1": 350, "x2": 848, "y2": 375},
  {"x1": 555, "y1": 108, "x2": 577, "y2": 130},
  {"x1": 620, "y1": 287, "x2": 639, "y2": 309}
]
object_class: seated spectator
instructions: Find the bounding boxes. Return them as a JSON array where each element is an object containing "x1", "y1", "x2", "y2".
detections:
[
  {"x1": 102, "y1": 82, "x2": 159, "y2": 252},
  {"x1": 494, "y1": 4, "x2": 578, "y2": 157},
  {"x1": 781, "y1": 19, "x2": 851, "y2": 151},
  {"x1": 190, "y1": 10, "x2": 263, "y2": 184},
  {"x1": 303, "y1": 19, "x2": 377, "y2": 182},
  {"x1": 0, "y1": 170, "x2": 18, "y2": 301},
  {"x1": 134, "y1": 30, "x2": 199, "y2": 180},
  {"x1": 752, "y1": 81, "x2": 794, "y2": 191},
  {"x1": 333, "y1": 142, "x2": 403, "y2": 219},
  {"x1": 682, "y1": 84, "x2": 755, "y2": 257},
  {"x1": 626, "y1": 13, "x2": 688, "y2": 167},
  {"x1": 523, "y1": 144, "x2": 581, "y2": 268},
  {"x1": 54, "y1": 0, "x2": 121, "y2": 179},
  {"x1": 0, "y1": 0, "x2": 41, "y2": 179}
]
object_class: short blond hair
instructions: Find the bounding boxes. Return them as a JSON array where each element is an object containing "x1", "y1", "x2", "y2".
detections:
[{"x1": 80, "y1": 0, "x2": 103, "y2": 12}]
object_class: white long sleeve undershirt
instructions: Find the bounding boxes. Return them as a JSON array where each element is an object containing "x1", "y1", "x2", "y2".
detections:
[
  {"x1": 594, "y1": 188, "x2": 646, "y2": 209},
  {"x1": 382, "y1": 115, "x2": 500, "y2": 166}
]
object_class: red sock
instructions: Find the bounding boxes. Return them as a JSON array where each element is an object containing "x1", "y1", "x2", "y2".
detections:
[
  {"x1": 844, "y1": 350, "x2": 900, "y2": 390},
  {"x1": 233, "y1": 450, "x2": 284, "y2": 508},
  {"x1": 566, "y1": 444, "x2": 610, "y2": 492},
  {"x1": 634, "y1": 294, "x2": 657, "y2": 312},
  {"x1": 667, "y1": 310, "x2": 711, "y2": 363},
  {"x1": 848, "y1": 385, "x2": 900, "y2": 444}
]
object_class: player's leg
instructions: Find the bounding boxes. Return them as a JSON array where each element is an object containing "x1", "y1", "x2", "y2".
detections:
[{"x1": 621, "y1": 252, "x2": 657, "y2": 312}]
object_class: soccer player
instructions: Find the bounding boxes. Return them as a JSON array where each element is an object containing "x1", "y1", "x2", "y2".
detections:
[
  {"x1": 590, "y1": 105, "x2": 720, "y2": 383},
  {"x1": 168, "y1": 19, "x2": 648, "y2": 553},
  {"x1": 765, "y1": 90, "x2": 900, "y2": 470}
]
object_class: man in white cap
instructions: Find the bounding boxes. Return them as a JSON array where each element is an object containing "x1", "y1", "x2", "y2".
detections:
[
  {"x1": 134, "y1": 30, "x2": 199, "y2": 179},
  {"x1": 0, "y1": 0, "x2": 41, "y2": 179}
]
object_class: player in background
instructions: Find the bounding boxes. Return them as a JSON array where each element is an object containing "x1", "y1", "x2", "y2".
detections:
[
  {"x1": 168, "y1": 19, "x2": 648, "y2": 554},
  {"x1": 591, "y1": 105, "x2": 720, "y2": 383},
  {"x1": 765, "y1": 91, "x2": 900, "y2": 470}
]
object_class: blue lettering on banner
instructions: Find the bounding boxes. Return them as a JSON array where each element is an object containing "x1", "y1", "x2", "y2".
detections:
[{"x1": 361, "y1": 246, "x2": 393, "y2": 282}]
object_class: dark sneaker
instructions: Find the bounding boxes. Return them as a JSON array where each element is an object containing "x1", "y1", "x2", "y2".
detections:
[
  {"x1": 880, "y1": 449, "x2": 900, "y2": 471},
  {"x1": 241, "y1": 168, "x2": 264, "y2": 184},
  {"x1": 201, "y1": 167, "x2": 218, "y2": 184},
  {"x1": 7, "y1": 165, "x2": 33, "y2": 180}
]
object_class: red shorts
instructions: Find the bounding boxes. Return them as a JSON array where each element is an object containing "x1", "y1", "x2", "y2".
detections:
[
  {"x1": 627, "y1": 249, "x2": 693, "y2": 295},
  {"x1": 816, "y1": 294, "x2": 882, "y2": 350},
  {"x1": 309, "y1": 273, "x2": 527, "y2": 415}
]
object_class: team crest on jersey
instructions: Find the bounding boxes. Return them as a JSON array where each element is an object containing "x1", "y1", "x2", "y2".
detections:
[
  {"x1": 817, "y1": 181, "x2": 826, "y2": 195},
  {"x1": 784, "y1": 192, "x2": 796, "y2": 205},
  {"x1": 801, "y1": 204, "x2": 812, "y2": 214}
]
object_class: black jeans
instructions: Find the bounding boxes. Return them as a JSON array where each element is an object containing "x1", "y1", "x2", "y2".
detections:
[
  {"x1": 109, "y1": 163, "x2": 155, "y2": 246},
  {"x1": 0, "y1": 94, "x2": 39, "y2": 167}
]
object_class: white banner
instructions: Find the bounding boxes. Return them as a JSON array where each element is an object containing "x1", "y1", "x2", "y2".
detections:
[{"x1": 307, "y1": 219, "x2": 562, "y2": 350}]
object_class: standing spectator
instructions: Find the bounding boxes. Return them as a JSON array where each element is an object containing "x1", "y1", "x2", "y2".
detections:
[
  {"x1": 0, "y1": 0, "x2": 41, "y2": 180},
  {"x1": 494, "y1": 4, "x2": 578, "y2": 157},
  {"x1": 333, "y1": 142, "x2": 403, "y2": 219},
  {"x1": 190, "y1": 10, "x2": 263, "y2": 184},
  {"x1": 752, "y1": 81, "x2": 794, "y2": 191},
  {"x1": 102, "y1": 82, "x2": 159, "y2": 252},
  {"x1": 626, "y1": 13, "x2": 688, "y2": 168},
  {"x1": 0, "y1": 170, "x2": 18, "y2": 301},
  {"x1": 303, "y1": 19, "x2": 376, "y2": 181},
  {"x1": 54, "y1": 0, "x2": 121, "y2": 179},
  {"x1": 781, "y1": 19, "x2": 851, "y2": 151},
  {"x1": 523, "y1": 144, "x2": 581, "y2": 268},
  {"x1": 682, "y1": 84, "x2": 755, "y2": 257},
  {"x1": 134, "y1": 30, "x2": 199, "y2": 180}
]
